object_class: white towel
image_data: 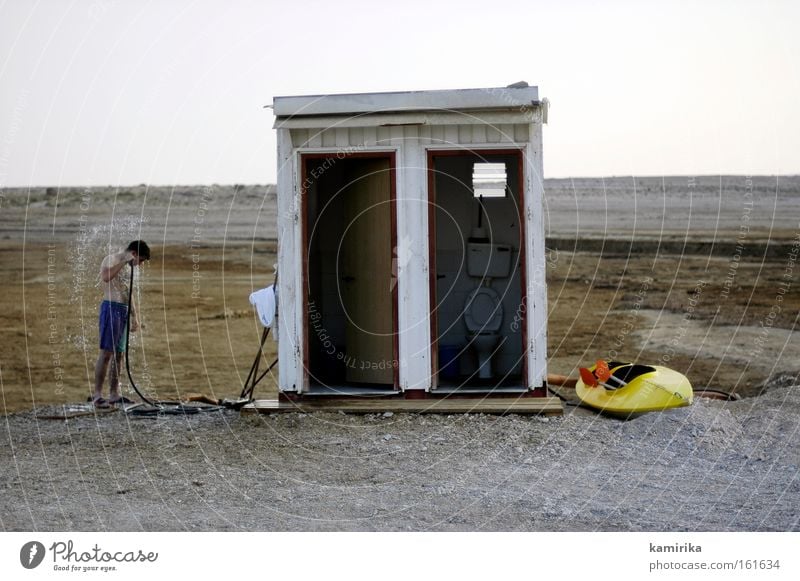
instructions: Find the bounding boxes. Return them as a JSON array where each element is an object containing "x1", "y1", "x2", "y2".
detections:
[{"x1": 249, "y1": 285, "x2": 276, "y2": 328}]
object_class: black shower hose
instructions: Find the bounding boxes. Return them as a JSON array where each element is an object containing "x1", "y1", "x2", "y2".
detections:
[{"x1": 123, "y1": 260, "x2": 223, "y2": 416}]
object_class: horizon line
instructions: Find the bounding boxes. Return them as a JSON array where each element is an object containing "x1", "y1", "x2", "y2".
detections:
[{"x1": 4, "y1": 173, "x2": 800, "y2": 190}]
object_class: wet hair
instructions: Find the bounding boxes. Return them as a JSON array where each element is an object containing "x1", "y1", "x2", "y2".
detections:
[{"x1": 126, "y1": 240, "x2": 151, "y2": 261}]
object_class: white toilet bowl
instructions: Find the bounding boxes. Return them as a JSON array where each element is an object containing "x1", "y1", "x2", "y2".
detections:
[
  {"x1": 468, "y1": 332, "x2": 501, "y2": 379},
  {"x1": 463, "y1": 287, "x2": 503, "y2": 379}
]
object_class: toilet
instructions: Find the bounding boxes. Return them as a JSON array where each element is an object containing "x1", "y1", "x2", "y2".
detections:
[
  {"x1": 463, "y1": 286, "x2": 504, "y2": 379},
  {"x1": 462, "y1": 241, "x2": 512, "y2": 379}
]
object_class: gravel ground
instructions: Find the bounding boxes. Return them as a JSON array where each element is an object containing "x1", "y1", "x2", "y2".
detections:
[{"x1": 2, "y1": 378, "x2": 798, "y2": 532}]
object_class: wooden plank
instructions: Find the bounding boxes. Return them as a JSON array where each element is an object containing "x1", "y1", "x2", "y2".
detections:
[
  {"x1": 276, "y1": 111, "x2": 535, "y2": 130},
  {"x1": 276, "y1": 129, "x2": 300, "y2": 391},
  {"x1": 363, "y1": 126, "x2": 378, "y2": 146},
  {"x1": 418, "y1": 125, "x2": 432, "y2": 145},
  {"x1": 527, "y1": 122, "x2": 547, "y2": 387},
  {"x1": 291, "y1": 129, "x2": 309, "y2": 147},
  {"x1": 376, "y1": 126, "x2": 392, "y2": 145},
  {"x1": 430, "y1": 125, "x2": 445, "y2": 145},
  {"x1": 499, "y1": 124, "x2": 514, "y2": 143},
  {"x1": 396, "y1": 140, "x2": 432, "y2": 390},
  {"x1": 242, "y1": 396, "x2": 562, "y2": 415},
  {"x1": 443, "y1": 125, "x2": 458, "y2": 146},
  {"x1": 458, "y1": 124, "x2": 471, "y2": 144},
  {"x1": 273, "y1": 86, "x2": 539, "y2": 117},
  {"x1": 390, "y1": 126, "x2": 404, "y2": 146},
  {"x1": 348, "y1": 126, "x2": 364, "y2": 146},
  {"x1": 403, "y1": 125, "x2": 419, "y2": 142},
  {"x1": 321, "y1": 129, "x2": 336, "y2": 147},
  {"x1": 471, "y1": 124, "x2": 487, "y2": 143},
  {"x1": 307, "y1": 129, "x2": 323, "y2": 148}
]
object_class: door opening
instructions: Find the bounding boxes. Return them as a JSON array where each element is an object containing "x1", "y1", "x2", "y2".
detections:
[
  {"x1": 302, "y1": 154, "x2": 398, "y2": 390},
  {"x1": 428, "y1": 150, "x2": 527, "y2": 392}
]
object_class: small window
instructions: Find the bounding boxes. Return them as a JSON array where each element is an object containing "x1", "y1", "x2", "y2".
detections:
[{"x1": 472, "y1": 163, "x2": 507, "y2": 198}]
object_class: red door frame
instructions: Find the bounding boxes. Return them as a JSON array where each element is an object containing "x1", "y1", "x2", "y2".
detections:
[
  {"x1": 426, "y1": 148, "x2": 528, "y2": 389},
  {"x1": 300, "y1": 151, "x2": 399, "y2": 391}
]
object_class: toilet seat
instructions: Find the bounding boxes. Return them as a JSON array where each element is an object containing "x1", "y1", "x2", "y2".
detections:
[{"x1": 463, "y1": 287, "x2": 503, "y2": 332}]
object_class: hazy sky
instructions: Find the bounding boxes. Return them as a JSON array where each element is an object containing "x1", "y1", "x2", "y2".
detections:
[{"x1": 1, "y1": 0, "x2": 798, "y2": 187}]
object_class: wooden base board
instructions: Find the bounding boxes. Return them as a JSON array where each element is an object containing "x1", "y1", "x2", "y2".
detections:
[{"x1": 242, "y1": 396, "x2": 563, "y2": 416}]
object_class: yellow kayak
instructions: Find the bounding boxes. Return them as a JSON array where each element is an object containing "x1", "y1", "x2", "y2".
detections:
[{"x1": 575, "y1": 362, "x2": 693, "y2": 416}]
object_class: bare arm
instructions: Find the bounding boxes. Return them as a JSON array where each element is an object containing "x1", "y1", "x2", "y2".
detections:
[
  {"x1": 100, "y1": 251, "x2": 133, "y2": 283},
  {"x1": 129, "y1": 296, "x2": 140, "y2": 332}
]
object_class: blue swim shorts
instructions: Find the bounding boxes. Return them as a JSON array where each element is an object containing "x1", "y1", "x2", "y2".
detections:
[{"x1": 99, "y1": 300, "x2": 129, "y2": 352}]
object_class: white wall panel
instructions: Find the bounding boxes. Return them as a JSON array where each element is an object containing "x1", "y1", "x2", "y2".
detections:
[
  {"x1": 396, "y1": 138, "x2": 432, "y2": 390},
  {"x1": 321, "y1": 129, "x2": 336, "y2": 147},
  {"x1": 276, "y1": 129, "x2": 302, "y2": 391},
  {"x1": 526, "y1": 123, "x2": 548, "y2": 387}
]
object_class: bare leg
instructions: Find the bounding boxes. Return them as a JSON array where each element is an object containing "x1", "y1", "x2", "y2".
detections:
[
  {"x1": 93, "y1": 350, "x2": 113, "y2": 400},
  {"x1": 108, "y1": 351, "x2": 123, "y2": 399}
]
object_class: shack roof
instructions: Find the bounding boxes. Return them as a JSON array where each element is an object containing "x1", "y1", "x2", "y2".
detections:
[{"x1": 273, "y1": 85, "x2": 540, "y2": 118}]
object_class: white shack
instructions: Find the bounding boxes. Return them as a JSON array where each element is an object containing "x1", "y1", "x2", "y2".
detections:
[{"x1": 273, "y1": 84, "x2": 548, "y2": 397}]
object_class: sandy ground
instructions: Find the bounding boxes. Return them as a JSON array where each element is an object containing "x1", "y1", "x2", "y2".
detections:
[{"x1": 1, "y1": 178, "x2": 799, "y2": 531}]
